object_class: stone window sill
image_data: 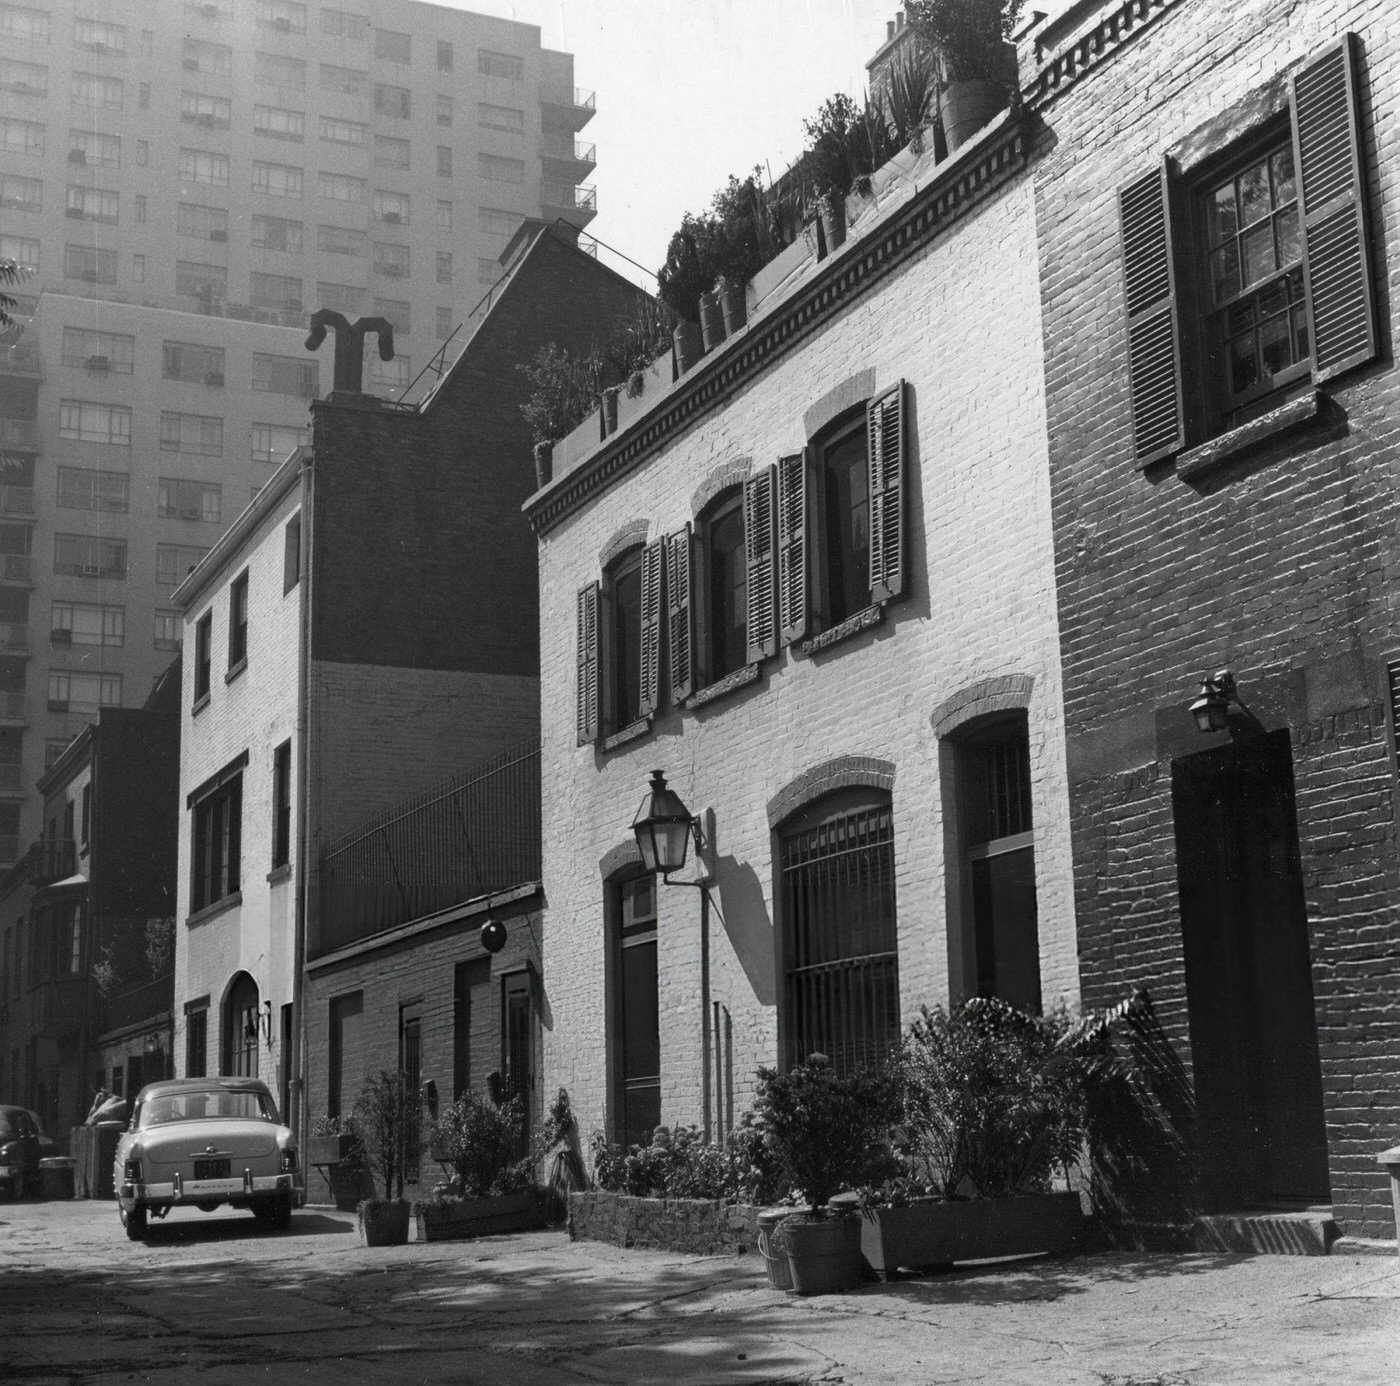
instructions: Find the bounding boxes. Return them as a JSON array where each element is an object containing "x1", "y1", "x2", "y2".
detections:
[
  {"x1": 1178, "y1": 389, "x2": 1323, "y2": 482},
  {"x1": 602, "y1": 717, "x2": 652, "y2": 753},
  {"x1": 225, "y1": 657, "x2": 248, "y2": 685},
  {"x1": 191, "y1": 691, "x2": 211, "y2": 717},
  {"x1": 186, "y1": 891, "x2": 242, "y2": 928},
  {"x1": 266, "y1": 863, "x2": 292, "y2": 885},
  {"x1": 686, "y1": 662, "x2": 760, "y2": 710},
  {"x1": 799, "y1": 602, "x2": 885, "y2": 657}
]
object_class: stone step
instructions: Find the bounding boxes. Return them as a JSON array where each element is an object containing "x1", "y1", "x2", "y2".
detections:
[{"x1": 1192, "y1": 1206, "x2": 1339, "y2": 1256}]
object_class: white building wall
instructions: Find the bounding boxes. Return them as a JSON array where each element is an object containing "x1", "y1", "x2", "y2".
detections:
[
  {"x1": 173, "y1": 465, "x2": 303, "y2": 1085},
  {"x1": 536, "y1": 173, "x2": 1076, "y2": 1151}
]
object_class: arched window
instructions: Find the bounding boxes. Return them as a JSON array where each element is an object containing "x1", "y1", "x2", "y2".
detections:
[
  {"x1": 222, "y1": 972, "x2": 259, "y2": 1077},
  {"x1": 778, "y1": 788, "x2": 899, "y2": 1074}
]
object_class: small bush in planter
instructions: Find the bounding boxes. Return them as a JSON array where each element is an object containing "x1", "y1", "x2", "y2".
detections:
[
  {"x1": 429, "y1": 1090, "x2": 526, "y2": 1198},
  {"x1": 753, "y1": 1054, "x2": 900, "y2": 1214},
  {"x1": 897, "y1": 997, "x2": 1095, "y2": 1201}
]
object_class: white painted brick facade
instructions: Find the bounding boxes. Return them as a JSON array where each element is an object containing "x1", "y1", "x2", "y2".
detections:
[
  {"x1": 173, "y1": 463, "x2": 304, "y2": 1090},
  {"x1": 536, "y1": 172, "x2": 1077, "y2": 1152}
]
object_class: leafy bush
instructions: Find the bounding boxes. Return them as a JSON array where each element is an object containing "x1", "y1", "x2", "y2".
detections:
[
  {"x1": 904, "y1": 0, "x2": 1024, "y2": 85},
  {"x1": 590, "y1": 1114, "x2": 789, "y2": 1206},
  {"x1": 898, "y1": 997, "x2": 1092, "y2": 1200},
  {"x1": 753, "y1": 1054, "x2": 901, "y2": 1211},
  {"x1": 430, "y1": 1090, "x2": 525, "y2": 1197}
]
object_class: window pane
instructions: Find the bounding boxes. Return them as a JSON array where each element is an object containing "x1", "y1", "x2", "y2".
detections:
[
  {"x1": 1242, "y1": 222, "x2": 1275, "y2": 288},
  {"x1": 1276, "y1": 207, "x2": 1300, "y2": 267},
  {"x1": 1237, "y1": 160, "x2": 1270, "y2": 226},
  {"x1": 1229, "y1": 333, "x2": 1258, "y2": 394},
  {"x1": 1209, "y1": 241, "x2": 1240, "y2": 305}
]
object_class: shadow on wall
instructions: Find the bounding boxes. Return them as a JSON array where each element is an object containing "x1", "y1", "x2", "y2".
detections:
[{"x1": 711, "y1": 855, "x2": 776, "y2": 1006}]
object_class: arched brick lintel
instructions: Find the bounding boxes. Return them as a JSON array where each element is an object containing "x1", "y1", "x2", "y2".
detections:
[
  {"x1": 598, "y1": 839, "x2": 643, "y2": 881},
  {"x1": 930, "y1": 674, "x2": 1036, "y2": 739},
  {"x1": 766, "y1": 755, "x2": 896, "y2": 829},
  {"x1": 599, "y1": 520, "x2": 650, "y2": 570},
  {"x1": 803, "y1": 368, "x2": 876, "y2": 439},
  {"x1": 691, "y1": 456, "x2": 753, "y2": 517}
]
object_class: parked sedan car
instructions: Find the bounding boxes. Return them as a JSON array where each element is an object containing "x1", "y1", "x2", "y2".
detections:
[
  {"x1": 114, "y1": 1078, "x2": 301, "y2": 1241},
  {"x1": 0, "y1": 1105, "x2": 41, "y2": 1197}
]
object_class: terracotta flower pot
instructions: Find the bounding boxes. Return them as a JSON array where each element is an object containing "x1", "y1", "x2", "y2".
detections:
[
  {"x1": 718, "y1": 279, "x2": 747, "y2": 335},
  {"x1": 358, "y1": 1198, "x2": 411, "y2": 1247},
  {"x1": 672, "y1": 320, "x2": 703, "y2": 375},
  {"x1": 698, "y1": 290, "x2": 727, "y2": 352},
  {"x1": 783, "y1": 1211, "x2": 863, "y2": 1295},
  {"x1": 600, "y1": 386, "x2": 620, "y2": 437},
  {"x1": 820, "y1": 203, "x2": 847, "y2": 253},
  {"x1": 938, "y1": 80, "x2": 1009, "y2": 153},
  {"x1": 533, "y1": 441, "x2": 553, "y2": 489}
]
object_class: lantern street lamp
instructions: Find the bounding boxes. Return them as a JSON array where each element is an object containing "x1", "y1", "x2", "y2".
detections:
[
  {"x1": 631, "y1": 770, "x2": 702, "y2": 879},
  {"x1": 1189, "y1": 669, "x2": 1237, "y2": 733}
]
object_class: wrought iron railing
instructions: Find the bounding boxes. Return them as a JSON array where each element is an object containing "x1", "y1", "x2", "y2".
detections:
[{"x1": 318, "y1": 740, "x2": 540, "y2": 953}]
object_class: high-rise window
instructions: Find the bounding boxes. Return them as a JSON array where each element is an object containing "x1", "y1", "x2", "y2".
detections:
[
  {"x1": 254, "y1": 52, "x2": 306, "y2": 88},
  {"x1": 479, "y1": 154, "x2": 524, "y2": 184},
  {"x1": 255, "y1": 0, "x2": 307, "y2": 34},
  {"x1": 373, "y1": 83, "x2": 409, "y2": 118},
  {"x1": 437, "y1": 41, "x2": 453, "y2": 72},
  {"x1": 320, "y1": 9, "x2": 367, "y2": 40},
  {"x1": 319, "y1": 116, "x2": 365, "y2": 147},
  {"x1": 477, "y1": 49, "x2": 523, "y2": 80},
  {"x1": 251, "y1": 423, "x2": 306, "y2": 464},
  {"x1": 157, "y1": 544, "x2": 211, "y2": 586},
  {"x1": 251, "y1": 215, "x2": 302, "y2": 253},
  {"x1": 252, "y1": 161, "x2": 303, "y2": 198},
  {"x1": 52, "y1": 602, "x2": 124, "y2": 647},
  {"x1": 64, "y1": 245, "x2": 115, "y2": 283},
  {"x1": 162, "y1": 341, "x2": 225, "y2": 384},
  {"x1": 56, "y1": 469, "x2": 128, "y2": 513},
  {"x1": 158, "y1": 478, "x2": 222, "y2": 523},
  {"x1": 254, "y1": 105, "x2": 305, "y2": 142},
  {"x1": 61, "y1": 328, "x2": 134, "y2": 373},
  {"x1": 436, "y1": 252, "x2": 453, "y2": 284},
  {"x1": 179, "y1": 149, "x2": 229, "y2": 187},
  {"x1": 375, "y1": 29, "x2": 409, "y2": 63},
  {"x1": 159, "y1": 413, "x2": 224, "y2": 457},
  {"x1": 59, "y1": 401, "x2": 130, "y2": 446},
  {"x1": 68, "y1": 130, "x2": 120, "y2": 167},
  {"x1": 437, "y1": 146, "x2": 452, "y2": 177},
  {"x1": 180, "y1": 91, "x2": 232, "y2": 128}
]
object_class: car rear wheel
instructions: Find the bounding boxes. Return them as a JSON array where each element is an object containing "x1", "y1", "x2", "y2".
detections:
[
  {"x1": 253, "y1": 1193, "x2": 292, "y2": 1231},
  {"x1": 121, "y1": 1205, "x2": 147, "y2": 1241}
]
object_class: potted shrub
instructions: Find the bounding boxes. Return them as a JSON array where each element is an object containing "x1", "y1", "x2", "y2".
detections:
[
  {"x1": 656, "y1": 212, "x2": 716, "y2": 370},
  {"x1": 416, "y1": 1089, "x2": 545, "y2": 1242},
  {"x1": 352, "y1": 1070, "x2": 420, "y2": 1247},
  {"x1": 753, "y1": 1054, "x2": 898, "y2": 1294},
  {"x1": 709, "y1": 171, "x2": 775, "y2": 335},
  {"x1": 905, "y1": 0, "x2": 1024, "y2": 152},
  {"x1": 803, "y1": 94, "x2": 862, "y2": 252},
  {"x1": 856, "y1": 997, "x2": 1092, "y2": 1278}
]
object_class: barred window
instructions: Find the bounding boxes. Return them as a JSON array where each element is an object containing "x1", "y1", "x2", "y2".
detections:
[{"x1": 779, "y1": 791, "x2": 900, "y2": 1075}]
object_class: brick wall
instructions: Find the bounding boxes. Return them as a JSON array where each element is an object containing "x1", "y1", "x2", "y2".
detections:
[
  {"x1": 1029, "y1": 0, "x2": 1400, "y2": 1235},
  {"x1": 302, "y1": 900, "x2": 541, "y2": 1202},
  {"x1": 535, "y1": 172, "x2": 1077, "y2": 1160}
]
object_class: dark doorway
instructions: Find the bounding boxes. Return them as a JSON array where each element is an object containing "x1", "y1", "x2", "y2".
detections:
[{"x1": 1172, "y1": 730, "x2": 1330, "y2": 1209}]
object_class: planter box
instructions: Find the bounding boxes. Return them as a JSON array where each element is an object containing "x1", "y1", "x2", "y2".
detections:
[
  {"x1": 307, "y1": 1134, "x2": 357, "y2": 1166},
  {"x1": 415, "y1": 1190, "x2": 544, "y2": 1242},
  {"x1": 859, "y1": 1192, "x2": 1085, "y2": 1278},
  {"x1": 569, "y1": 1190, "x2": 761, "y2": 1254}
]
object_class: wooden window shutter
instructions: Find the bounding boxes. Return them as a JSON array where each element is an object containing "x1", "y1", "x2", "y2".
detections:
[
  {"x1": 638, "y1": 539, "x2": 664, "y2": 718},
  {"x1": 666, "y1": 525, "x2": 695, "y2": 704},
  {"x1": 776, "y1": 450, "x2": 810, "y2": 646},
  {"x1": 575, "y1": 582, "x2": 600, "y2": 746},
  {"x1": 1292, "y1": 33, "x2": 1378, "y2": 384},
  {"x1": 1117, "y1": 158, "x2": 1185, "y2": 467},
  {"x1": 866, "y1": 379, "x2": 907, "y2": 603},
  {"x1": 743, "y1": 467, "x2": 778, "y2": 663}
]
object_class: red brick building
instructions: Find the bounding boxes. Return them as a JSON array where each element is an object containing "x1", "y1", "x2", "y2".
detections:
[{"x1": 1025, "y1": 0, "x2": 1400, "y2": 1239}]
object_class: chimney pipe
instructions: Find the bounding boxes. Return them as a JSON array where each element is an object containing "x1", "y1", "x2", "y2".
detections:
[
  {"x1": 896, "y1": 11, "x2": 905, "y2": 28},
  {"x1": 886, "y1": 20, "x2": 894, "y2": 39}
]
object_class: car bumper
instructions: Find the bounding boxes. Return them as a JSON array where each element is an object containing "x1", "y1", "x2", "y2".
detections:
[{"x1": 119, "y1": 1171, "x2": 302, "y2": 1210}]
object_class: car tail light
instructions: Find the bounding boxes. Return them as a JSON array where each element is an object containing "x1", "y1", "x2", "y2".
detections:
[
  {"x1": 279, "y1": 1148, "x2": 297, "y2": 1173},
  {"x1": 123, "y1": 1158, "x2": 142, "y2": 1182}
]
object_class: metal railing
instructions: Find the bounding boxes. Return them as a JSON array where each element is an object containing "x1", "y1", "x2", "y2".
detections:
[
  {"x1": 540, "y1": 136, "x2": 596, "y2": 165},
  {"x1": 318, "y1": 740, "x2": 540, "y2": 953}
]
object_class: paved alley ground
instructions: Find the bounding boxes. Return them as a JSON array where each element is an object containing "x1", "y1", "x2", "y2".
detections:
[{"x1": 2, "y1": 1198, "x2": 1398, "y2": 1384}]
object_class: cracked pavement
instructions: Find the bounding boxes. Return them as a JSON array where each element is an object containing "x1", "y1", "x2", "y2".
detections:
[{"x1": 2, "y1": 1199, "x2": 1398, "y2": 1384}]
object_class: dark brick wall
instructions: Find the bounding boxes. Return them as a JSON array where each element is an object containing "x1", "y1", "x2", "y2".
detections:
[
  {"x1": 310, "y1": 229, "x2": 649, "y2": 676},
  {"x1": 1030, "y1": 0, "x2": 1400, "y2": 1237}
]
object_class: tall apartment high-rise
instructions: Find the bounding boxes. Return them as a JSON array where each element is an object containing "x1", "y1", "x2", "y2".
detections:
[{"x1": 0, "y1": 0, "x2": 596, "y2": 859}]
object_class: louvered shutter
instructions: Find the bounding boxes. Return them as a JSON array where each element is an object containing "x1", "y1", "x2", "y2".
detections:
[
  {"x1": 1117, "y1": 159, "x2": 1185, "y2": 466},
  {"x1": 638, "y1": 539, "x2": 664, "y2": 717},
  {"x1": 743, "y1": 468, "x2": 778, "y2": 663},
  {"x1": 575, "y1": 582, "x2": 600, "y2": 746},
  {"x1": 666, "y1": 525, "x2": 695, "y2": 703},
  {"x1": 1292, "y1": 33, "x2": 1378, "y2": 383},
  {"x1": 776, "y1": 450, "x2": 810, "y2": 645},
  {"x1": 866, "y1": 380, "x2": 907, "y2": 603}
]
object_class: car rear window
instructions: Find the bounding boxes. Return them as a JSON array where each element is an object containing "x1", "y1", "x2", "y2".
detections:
[
  {"x1": 139, "y1": 1089, "x2": 274, "y2": 1127},
  {"x1": 0, "y1": 1113, "x2": 15, "y2": 1135}
]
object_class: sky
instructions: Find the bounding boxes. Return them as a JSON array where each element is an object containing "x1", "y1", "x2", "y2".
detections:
[{"x1": 437, "y1": 1, "x2": 896, "y2": 287}]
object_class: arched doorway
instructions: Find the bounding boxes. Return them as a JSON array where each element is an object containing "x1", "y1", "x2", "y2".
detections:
[{"x1": 222, "y1": 972, "x2": 259, "y2": 1078}]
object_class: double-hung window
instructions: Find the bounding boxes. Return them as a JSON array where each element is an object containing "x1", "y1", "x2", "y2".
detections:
[
  {"x1": 576, "y1": 542, "x2": 660, "y2": 744},
  {"x1": 188, "y1": 754, "x2": 245, "y2": 913},
  {"x1": 1118, "y1": 34, "x2": 1379, "y2": 463}
]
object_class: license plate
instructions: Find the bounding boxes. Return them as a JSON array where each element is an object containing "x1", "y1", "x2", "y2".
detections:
[{"x1": 194, "y1": 1158, "x2": 230, "y2": 1179}]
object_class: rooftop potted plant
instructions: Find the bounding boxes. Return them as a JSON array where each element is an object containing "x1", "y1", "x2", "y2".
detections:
[
  {"x1": 657, "y1": 212, "x2": 717, "y2": 369},
  {"x1": 905, "y1": 0, "x2": 1024, "y2": 151},
  {"x1": 753, "y1": 1054, "x2": 899, "y2": 1294},
  {"x1": 708, "y1": 171, "x2": 776, "y2": 335},
  {"x1": 352, "y1": 1070, "x2": 420, "y2": 1247}
]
